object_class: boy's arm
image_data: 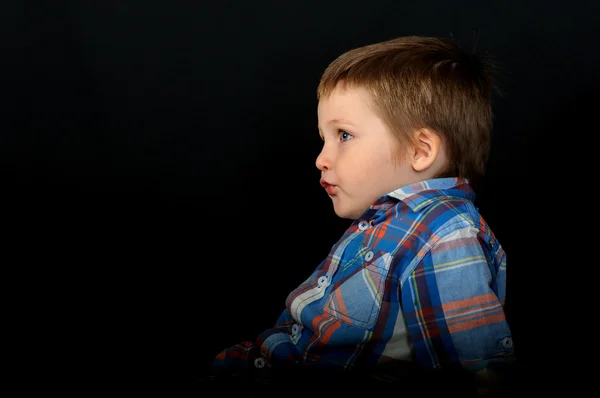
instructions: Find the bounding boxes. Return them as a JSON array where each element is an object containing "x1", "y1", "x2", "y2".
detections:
[
  {"x1": 401, "y1": 228, "x2": 514, "y2": 372},
  {"x1": 209, "y1": 309, "x2": 299, "y2": 375}
]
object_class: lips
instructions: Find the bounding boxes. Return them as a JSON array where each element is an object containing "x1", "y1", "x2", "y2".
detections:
[{"x1": 320, "y1": 178, "x2": 337, "y2": 195}]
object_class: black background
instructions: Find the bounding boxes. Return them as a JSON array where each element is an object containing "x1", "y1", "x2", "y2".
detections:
[{"x1": 3, "y1": 0, "x2": 597, "y2": 393}]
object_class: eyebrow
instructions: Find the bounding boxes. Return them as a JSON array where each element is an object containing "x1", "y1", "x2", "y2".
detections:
[
  {"x1": 329, "y1": 118, "x2": 355, "y2": 126},
  {"x1": 317, "y1": 118, "x2": 355, "y2": 133}
]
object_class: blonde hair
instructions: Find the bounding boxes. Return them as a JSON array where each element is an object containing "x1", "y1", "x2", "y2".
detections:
[{"x1": 317, "y1": 35, "x2": 499, "y2": 183}]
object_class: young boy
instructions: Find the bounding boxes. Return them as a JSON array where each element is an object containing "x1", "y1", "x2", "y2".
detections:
[{"x1": 203, "y1": 35, "x2": 514, "y2": 395}]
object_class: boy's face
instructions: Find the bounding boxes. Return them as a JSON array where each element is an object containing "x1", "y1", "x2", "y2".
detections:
[{"x1": 316, "y1": 83, "x2": 417, "y2": 219}]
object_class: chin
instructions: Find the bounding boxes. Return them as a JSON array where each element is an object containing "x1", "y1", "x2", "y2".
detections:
[{"x1": 333, "y1": 205, "x2": 360, "y2": 220}]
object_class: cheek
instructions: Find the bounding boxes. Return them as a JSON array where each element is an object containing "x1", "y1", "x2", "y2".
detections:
[
  {"x1": 338, "y1": 145, "x2": 393, "y2": 187},
  {"x1": 348, "y1": 157, "x2": 385, "y2": 188},
  {"x1": 362, "y1": 149, "x2": 390, "y2": 174}
]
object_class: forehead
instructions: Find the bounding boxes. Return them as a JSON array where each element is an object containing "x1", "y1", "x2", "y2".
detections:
[{"x1": 317, "y1": 84, "x2": 373, "y2": 120}]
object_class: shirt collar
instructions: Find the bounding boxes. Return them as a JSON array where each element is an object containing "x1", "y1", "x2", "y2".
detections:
[{"x1": 370, "y1": 177, "x2": 475, "y2": 212}]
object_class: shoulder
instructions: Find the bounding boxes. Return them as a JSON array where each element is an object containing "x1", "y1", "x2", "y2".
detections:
[
  {"x1": 383, "y1": 195, "x2": 488, "y2": 277},
  {"x1": 386, "y1": 193, "x2": 483, "y2": 240}
]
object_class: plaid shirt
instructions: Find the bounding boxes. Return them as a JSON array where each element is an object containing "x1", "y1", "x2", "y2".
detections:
[{"x1": 211, "y1": 178, "x2": 513, "y2": 378}]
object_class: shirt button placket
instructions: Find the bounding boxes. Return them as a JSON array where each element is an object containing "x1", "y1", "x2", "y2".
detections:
[
  {"x1": 358, "y1": 220, "x2": 369, "y2": 231},
  {"x1": 317, "y1": 275, "x2": 328, "y2": 289},
  {"x1": 254, "y1": 357, "x2": 265, "y2": 369}
]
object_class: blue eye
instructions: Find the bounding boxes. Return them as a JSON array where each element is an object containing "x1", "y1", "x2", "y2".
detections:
[{"x1": 340, "y1": 130, "x2": 353, "y2": 142}]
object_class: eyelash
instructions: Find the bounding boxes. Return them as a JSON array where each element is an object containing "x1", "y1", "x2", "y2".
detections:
[{"x1": 319, "y1": 130, "x2": 354, "y2": 142}]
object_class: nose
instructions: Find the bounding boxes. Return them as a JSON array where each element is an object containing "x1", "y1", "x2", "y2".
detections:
[{"x1": 315, "y1": 145, "x2": 332, "y2": 171}]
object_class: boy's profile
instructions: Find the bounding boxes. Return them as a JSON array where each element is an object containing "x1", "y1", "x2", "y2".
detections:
[{"x1": 202, "y1": 35, "x2": 514, "y2": 396}]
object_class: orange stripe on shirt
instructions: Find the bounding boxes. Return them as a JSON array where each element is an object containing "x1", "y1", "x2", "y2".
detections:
[
  {"x1": 447, "y1": 310, "x2": 506, "y2": 333},
  {"x1": 328, "y1": 287, "x2": 354, "y2": 325},
  {"x1": 320, "y1": 318, "x2": 342, "y2": 344},
  {"x1": 442, "y1": 293, "x2": 499, "y2": 312}
]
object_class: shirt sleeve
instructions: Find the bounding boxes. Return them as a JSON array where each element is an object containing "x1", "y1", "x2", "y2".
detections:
[
  {"x1": 210, "y1": 309, "x2": 300, "y2": 374},
  {"x1": 401, "y1": 226, "x2": 514, "y2": 372}
]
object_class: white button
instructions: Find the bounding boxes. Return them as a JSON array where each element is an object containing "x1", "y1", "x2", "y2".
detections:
[
  {"x1": 501, "y1": 337, "x2": 513, "y2": 348},
  {"x1": 317, "y1": 276, "x2": 328, "y2": 286},
  {"x1": 254, "y1": 357, "x2": 265, "y2": 368},
  {"x1": 365, "y1": 251, "x2": 374, "y2": 261},
  {"x1": 358, "y1": 220, "x2": 369, "y2": 231},
  {"x1": 292, "y1": 324, "x2": 300, "y2": 335}
]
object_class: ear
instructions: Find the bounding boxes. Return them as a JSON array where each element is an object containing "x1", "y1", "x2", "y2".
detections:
[{"x1": 410, "y1": 128, "x2": 441, "y2": 172}]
